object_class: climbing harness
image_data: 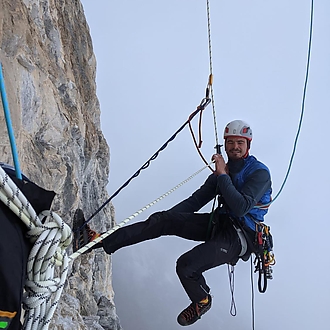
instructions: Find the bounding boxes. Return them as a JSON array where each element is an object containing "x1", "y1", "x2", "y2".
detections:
[
  {"x1": 233, "y1": 224, "x2": 248, "y2": 257},
  {"x1": 231, "y1": 218, "x2": 275, "y2": 294}
]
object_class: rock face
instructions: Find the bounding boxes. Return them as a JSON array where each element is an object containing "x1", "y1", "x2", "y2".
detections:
[{"x1": 0, "y1": 0, "x2": 121, "y2": 329}]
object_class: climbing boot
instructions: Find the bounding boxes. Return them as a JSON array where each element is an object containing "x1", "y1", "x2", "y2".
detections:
[
  {"x1": 72, "y1": 208, "x2": 102, "y2": 253},
  {"x1": 177, "y1": 294, "x2": 212, "y2": 326}
]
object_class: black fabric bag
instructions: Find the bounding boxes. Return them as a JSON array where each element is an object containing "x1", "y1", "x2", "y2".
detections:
[{"x1": 0, "y1": 167, "x2": 55, "y2": 330}]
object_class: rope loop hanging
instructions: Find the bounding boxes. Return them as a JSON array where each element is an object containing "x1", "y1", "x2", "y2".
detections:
[{"x1": 187, "y1": 74, "x2": 213, "y2": 169}]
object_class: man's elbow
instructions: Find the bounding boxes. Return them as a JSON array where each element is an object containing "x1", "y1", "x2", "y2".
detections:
[
  {"x1": 231, "y1": 202, "x2": 254, "y2": 217},
  {"x1": 231, "y1": 209, "x2": 248, "y2": 218}
]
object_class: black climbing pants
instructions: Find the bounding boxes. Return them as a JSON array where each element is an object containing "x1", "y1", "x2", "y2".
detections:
[{"x1": 102, "y1": 211, "x2": 250, "y2": 303}]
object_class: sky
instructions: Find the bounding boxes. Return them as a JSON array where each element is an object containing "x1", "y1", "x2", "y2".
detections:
[{"x1": 80, "y1": 1, "x2": 330, "y2": 329}]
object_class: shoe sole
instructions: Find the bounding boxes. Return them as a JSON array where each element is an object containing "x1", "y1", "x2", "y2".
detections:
[{"x1": 72, "y1": 208, "x2": 88, "y2": 252}]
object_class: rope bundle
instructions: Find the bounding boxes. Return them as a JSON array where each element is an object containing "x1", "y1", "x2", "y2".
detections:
[
  {"x1": 0, "y1": 160, "x2": 211, "y2": 328},
  {"x1": 0, "y1": 166, "x2": 72, "y2": 330}
]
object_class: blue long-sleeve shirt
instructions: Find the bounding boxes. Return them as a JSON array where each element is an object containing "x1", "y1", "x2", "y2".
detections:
[{"x1": 168, "y1": 155, "x2": 272, "y2": 230}]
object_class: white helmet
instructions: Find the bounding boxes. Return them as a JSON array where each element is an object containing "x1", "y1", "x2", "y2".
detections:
[{"x1": 223, "y1": 120, "x2": 253, "y2": 141}]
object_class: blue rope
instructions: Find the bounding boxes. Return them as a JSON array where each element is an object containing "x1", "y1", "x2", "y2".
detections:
[
  {"x1": 0, "y1": 63, "x2": 22, "y2": 180},
  {"x1": 256, "y1": 0, "x2": 314, "y2": 208}
]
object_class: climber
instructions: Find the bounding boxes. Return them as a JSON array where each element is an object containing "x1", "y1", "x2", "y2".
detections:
[
  {"x1": 0, "y1": 163, "x2": 55, "y2": 330},
  {"x1": 74, "y1": 120, "x2": 272, "y2": 326}
]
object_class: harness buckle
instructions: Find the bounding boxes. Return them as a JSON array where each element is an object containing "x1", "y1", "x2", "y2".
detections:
[{"x1": 233, "y1": 225, "x2": 248, "y2": 257}]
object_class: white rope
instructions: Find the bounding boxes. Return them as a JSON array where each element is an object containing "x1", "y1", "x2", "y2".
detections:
[
  {"x1": 0, "y1": 161, "x2": 212, "y2": 328},
  {"x1": 0, "y1": 167, "x2": 72, "y2": 330},
  {"x1": 69, "y1": 161, "x2": 213, "y2": 260}
]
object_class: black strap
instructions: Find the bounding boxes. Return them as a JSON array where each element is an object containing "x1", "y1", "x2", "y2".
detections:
[{"x1": 255, "y1": 252, "x2": 267, "y2": 293}]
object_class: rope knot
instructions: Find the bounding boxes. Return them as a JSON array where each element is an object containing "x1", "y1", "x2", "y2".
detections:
[{"x1": 0, "y1": 167, "x2": 72, "y2": 330}]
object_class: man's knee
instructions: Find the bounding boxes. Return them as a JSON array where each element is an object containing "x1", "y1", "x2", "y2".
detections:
[
  {"x1": 147, "y1": 211, "x2": 177, "y2": 234},
  {"x1": 146, "y1": 211, "x2": 167, "y2": 229},
  {"x1": 147, "y1": 211, "x2": 165, "y2": 222},
  {"x1": 176, "y1": 253, "x2": 193, "y2": 279}
]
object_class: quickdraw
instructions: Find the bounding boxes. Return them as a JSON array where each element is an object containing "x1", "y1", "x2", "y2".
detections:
[{"x1": 253, "y1": 223, "x2": 276, "y2": 293}]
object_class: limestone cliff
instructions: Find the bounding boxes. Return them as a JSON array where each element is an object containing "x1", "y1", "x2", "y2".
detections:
[{"x1": 0, "y1": 0, "x2": 121, "y2": 329}]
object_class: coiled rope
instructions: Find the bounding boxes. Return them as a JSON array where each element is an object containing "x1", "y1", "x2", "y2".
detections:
[
  {"x1": 0, "y1": 167, "x2": 72, "y2": 330},
  {"x1": 0, "y1": 160, "x2": 212, "y2": 329}
]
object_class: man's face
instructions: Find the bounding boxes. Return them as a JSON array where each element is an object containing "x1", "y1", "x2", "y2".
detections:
[{"x1": 225, "y1": 137, "x2": 248, "y2": 160}]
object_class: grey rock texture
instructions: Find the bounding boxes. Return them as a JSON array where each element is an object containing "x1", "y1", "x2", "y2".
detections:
[{"x1": 0, "y1": 0, "x2": 121, "y2": 329}]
